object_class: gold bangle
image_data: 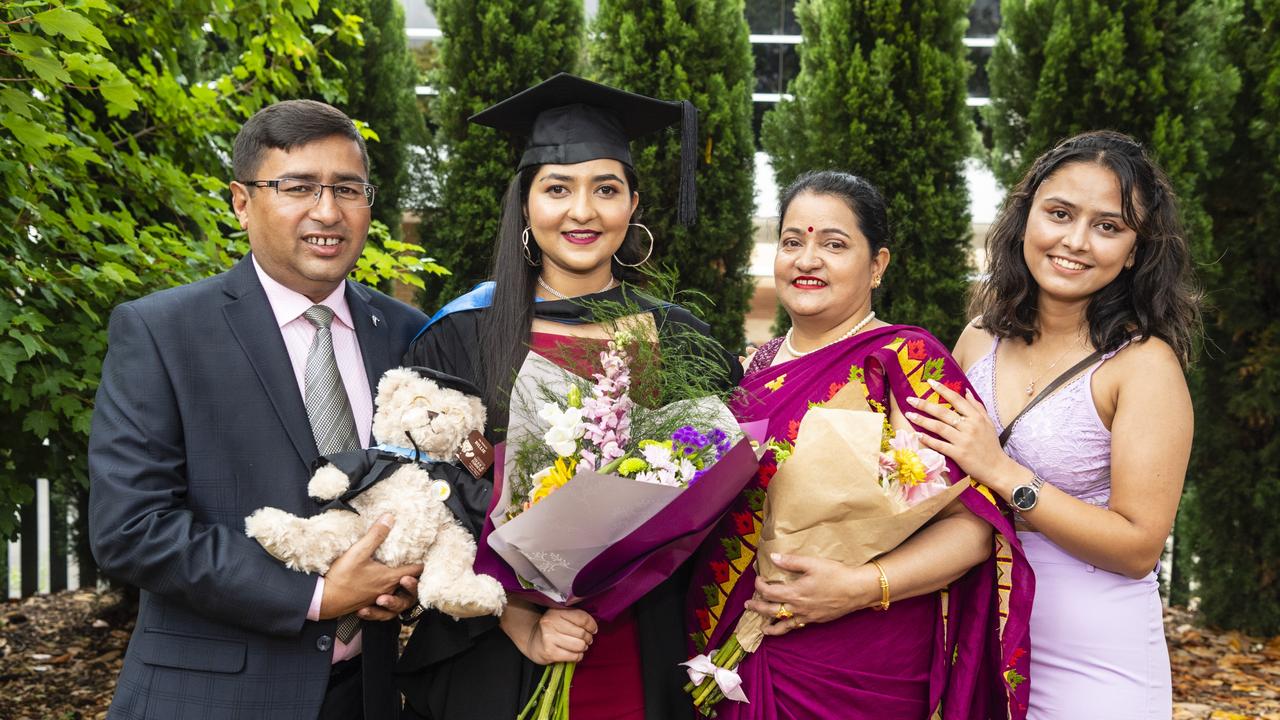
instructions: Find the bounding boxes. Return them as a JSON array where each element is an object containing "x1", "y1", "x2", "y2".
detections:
[{"x1": 870, "y1": 559, "x2": 891, "y2": 611}]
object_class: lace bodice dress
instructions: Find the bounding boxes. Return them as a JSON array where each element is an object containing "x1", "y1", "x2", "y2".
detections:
[
  {"x1": 967, "y1": 338, "x2": 1125, "y2": 508},
  {"x1": 966, "y1": 336, "x2": 1172, "y2": 719}
]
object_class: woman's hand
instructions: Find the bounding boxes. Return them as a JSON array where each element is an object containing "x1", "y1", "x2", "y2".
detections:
[
  {"x1": 744, "y1": 553, "x2": 877, "y2": 636},
  {"x1": 501, "y1": 600, "x2": 599, "y2": 664},
  {"x1": 905, "y1": 379, "x2": 1018, "y2": 496},
  {"x1": 523, "y1": 607, "x2": 599, "y2": 664}
]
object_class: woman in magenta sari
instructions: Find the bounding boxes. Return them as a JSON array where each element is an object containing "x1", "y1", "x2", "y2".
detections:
[{"x1": 687, "y1": 171, "x2": 1033, "y2": 719}]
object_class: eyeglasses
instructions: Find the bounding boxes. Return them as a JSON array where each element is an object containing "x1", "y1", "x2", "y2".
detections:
[{"x1": 244, "y1": 178, "x2": 377, "y2": 208}]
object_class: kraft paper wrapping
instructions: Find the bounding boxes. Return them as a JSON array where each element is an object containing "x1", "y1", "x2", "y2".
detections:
[{"x1": 735, "y1": 383, "x2": 969, "y2": 652}]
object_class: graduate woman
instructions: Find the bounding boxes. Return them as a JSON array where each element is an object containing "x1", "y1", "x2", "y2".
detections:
[{"x1": 396, "y1": 74, "x2": 740, "y2": 720}]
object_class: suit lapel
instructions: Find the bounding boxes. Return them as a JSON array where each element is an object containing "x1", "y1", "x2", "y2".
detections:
[
  {"x1": 347, "y1": 282, "x2": 393, "y2": 396},
  {"x1": 221, "y1": 258, "x2": 317, "y2": 466}
]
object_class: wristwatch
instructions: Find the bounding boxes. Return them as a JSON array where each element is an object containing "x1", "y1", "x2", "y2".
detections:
[
  {"x1": 399, "y1": 602, "x2": 426, "y2": 625},
  {"x1": 1010, "y1": 474, "x2": 1045, "y2": 512}
]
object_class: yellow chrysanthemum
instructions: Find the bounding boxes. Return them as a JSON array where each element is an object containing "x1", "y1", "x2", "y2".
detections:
[
  {"x1": 892, "y1": 449, "x2": 927, "y2": 486},
  {"x1": 617, "y1": 457, "x2": 648, "y2": 476},
  {"x1": 531, "y1": 456, "x2": 577, "y2": 504}
]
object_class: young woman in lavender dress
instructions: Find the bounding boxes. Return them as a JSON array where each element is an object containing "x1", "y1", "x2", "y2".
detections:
[{"x1": 908, "y1": 131, "x2": 1199, "y2": 719}]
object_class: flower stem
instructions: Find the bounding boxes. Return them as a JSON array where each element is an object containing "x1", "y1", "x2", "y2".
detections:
[
  {"x1": 535, "y1": 663, "x2": 564, "y2": 720},
  {"x1": 517, "y1": 665, "x2": 554, "y2": 720},
  {"x1": 556, "y1": 662, "x2": 575, "y2": 720}
]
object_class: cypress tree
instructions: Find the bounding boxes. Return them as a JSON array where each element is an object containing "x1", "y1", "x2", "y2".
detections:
[
  {"x1": 761, "y1": 0, "x2": 975, "y2": 344},
  {"x1": 986, "y1": 0, "x2": 1241, "y2": 607},
  {"x1": 417, "y1": 0, "x2": 583, "y2": 311},
  {"x1": 1186, "y1": 0, "x2": 1280, "y2": 634},
  {"x1": 324, "y1": 0, "x2": 426, "y2": 237},
  {"x1": 589, "y1": 0, "x2": 757, "y2": 352},
  {"x1": 986, "y1": 0, "x2": 1239, "y2": 273}
]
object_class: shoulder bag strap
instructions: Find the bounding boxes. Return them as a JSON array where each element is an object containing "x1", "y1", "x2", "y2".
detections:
[{"x1": 998, "y1": 350, "x2": 1105, "y2": 447}]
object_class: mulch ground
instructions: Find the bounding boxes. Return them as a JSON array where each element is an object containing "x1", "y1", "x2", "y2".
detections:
[{"x1": 0, "y1": 590, "x2": 1276, "y2": 719}]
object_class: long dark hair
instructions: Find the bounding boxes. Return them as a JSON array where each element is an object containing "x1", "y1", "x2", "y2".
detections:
[
  {"x1": 778, "y1": 170, "x2": 891, "y2": 253},
  {"x1": 478, "y1": 163, "x2": 648, "y2": 420},
  {"x1": 970, "y1": 130, "x2": 1200, "y2": 366}
]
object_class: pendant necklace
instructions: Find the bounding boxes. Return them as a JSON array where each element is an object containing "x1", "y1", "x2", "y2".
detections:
[
  {"x1": 784, "y1": 311, "x2": 876, "y2": 358},
  {"x1": 1024, "y1": 344, "x2": 1076, "y2": 396},
  {"x1": 537, "y1": 275, "x2": 615, "y2": 301}
]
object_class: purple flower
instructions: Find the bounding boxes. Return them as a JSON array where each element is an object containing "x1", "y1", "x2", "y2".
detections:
[
  {"x1": 672, "y1": 425, "x2": 709, "y2": 449},
  {"x1": 707, "y1": 428, "x2": 730, "y2": 458}
]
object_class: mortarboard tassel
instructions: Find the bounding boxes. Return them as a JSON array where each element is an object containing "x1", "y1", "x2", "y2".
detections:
[{"x1": 678, "y1": 99, "x2": 698, "y2": 226}]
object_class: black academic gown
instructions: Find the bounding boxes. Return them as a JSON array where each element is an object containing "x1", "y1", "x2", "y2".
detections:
[{"x1": 395, "y1": 287, "x2": 741, "y2": 720}]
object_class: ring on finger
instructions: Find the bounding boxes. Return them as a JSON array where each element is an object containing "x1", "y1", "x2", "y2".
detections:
[{"x1": 774, "y1": 602, "x2": 793, "y2": 621}]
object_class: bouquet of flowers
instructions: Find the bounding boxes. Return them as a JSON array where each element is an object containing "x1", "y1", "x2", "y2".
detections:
[
  {"x1": 684, "y1": 385, "x2": 967, "y2": 716},
  {"x1": 474, "y1": 331, "x2": 762, "y2": 720}
]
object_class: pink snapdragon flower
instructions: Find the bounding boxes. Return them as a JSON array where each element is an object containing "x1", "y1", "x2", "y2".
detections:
[{"x1": 579, "y1": 338, "x2": 633, "y2": 471}]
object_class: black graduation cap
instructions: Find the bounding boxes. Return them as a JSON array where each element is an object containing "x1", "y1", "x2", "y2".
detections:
[
  {"x1": 407, "y1": 366, "x2": 482, "y2": 399},
  {"x1": 469, "y1": 72, "x2": 698, "y2": 225}
]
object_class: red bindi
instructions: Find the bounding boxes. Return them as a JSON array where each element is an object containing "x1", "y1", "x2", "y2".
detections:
[{"x1": 807, "y1": 226, "x2": 814, "y2": 233}]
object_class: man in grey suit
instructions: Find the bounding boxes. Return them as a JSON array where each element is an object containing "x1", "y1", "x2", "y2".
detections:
[{"x1": 89, "y1": 100, "x2": 429, "y2": 719}]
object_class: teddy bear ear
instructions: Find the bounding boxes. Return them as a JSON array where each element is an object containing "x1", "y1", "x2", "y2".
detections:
[
  {"x1": 376, "y1": 367, "x2": 415, "y2": 405},
  {"x1": 468, "y1": 396, "x2": 487, "y2": 428}
]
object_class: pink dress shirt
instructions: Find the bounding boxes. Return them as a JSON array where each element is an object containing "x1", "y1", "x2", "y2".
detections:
[{"x1": 253, "y1": 258, "x2": 371, "y2": 663}]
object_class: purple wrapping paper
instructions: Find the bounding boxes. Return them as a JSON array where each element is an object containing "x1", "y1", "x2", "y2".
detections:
[{"x1": 474, "y1": 431, "x2": 763, "y2": 622}]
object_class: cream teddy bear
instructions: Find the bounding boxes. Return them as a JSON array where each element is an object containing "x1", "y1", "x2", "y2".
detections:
[{"x1": 245, "y1": 367, "x2": 505, "y2": 619}]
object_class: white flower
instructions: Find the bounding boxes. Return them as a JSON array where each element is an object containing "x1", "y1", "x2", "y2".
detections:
[
  {"x1": 539, "y1": 403, "x2": 585, "y2": 457},
  {"x1": 641, "y1": 443, "x2": 673, "y2": 467},
  {"x1": 677, "y1": 458, "x2": 698, "y2": 484}
]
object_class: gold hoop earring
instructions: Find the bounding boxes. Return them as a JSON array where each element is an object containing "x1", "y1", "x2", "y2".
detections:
[
  {"x1": 521, "y1": 226, "x2": 540, "y2": 267},
  {"x1": 616, "y1": 223, "x2": 654, "y2": 268}
]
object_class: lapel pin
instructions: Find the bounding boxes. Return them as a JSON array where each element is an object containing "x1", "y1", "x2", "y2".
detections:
[{"x1": 371, "y1": 315, "x2": 380, "y2": 327}]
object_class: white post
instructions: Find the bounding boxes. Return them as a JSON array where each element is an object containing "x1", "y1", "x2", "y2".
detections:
[
  {"x1": 67, "y1": 500, "x2": 79, "y2": 590},
  {"x1": 1160, "y1": 531, "x2": 1174, "y2": 605},
  {"x1": 6, "y1": 536, "x2": 18, "y2": 599},
  {"x1": 37, "y1": 477, "x2": 50, "y2": 594}
]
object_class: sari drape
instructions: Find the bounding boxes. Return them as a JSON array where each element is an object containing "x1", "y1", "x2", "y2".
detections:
[{"x1": 685, "y1": 325, "x2": 1033, "y2": 719}]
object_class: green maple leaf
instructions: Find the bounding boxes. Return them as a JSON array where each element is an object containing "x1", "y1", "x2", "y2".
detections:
[{"x1": 34, "y1": 7, "x2": 109, "y2": 48}]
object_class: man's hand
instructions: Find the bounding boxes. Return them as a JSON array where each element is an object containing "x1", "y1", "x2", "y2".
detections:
[
  {"x1": 358, "y1": 576, "x2": 419, "y2": 622},
  {"x1": 319, "y1": 515, "x2": 424, "y2": 619}
]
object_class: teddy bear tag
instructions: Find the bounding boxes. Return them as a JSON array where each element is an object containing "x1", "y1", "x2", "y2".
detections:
[{"x1": 456, "y1": 430, "x2": 494, "y2": 478}]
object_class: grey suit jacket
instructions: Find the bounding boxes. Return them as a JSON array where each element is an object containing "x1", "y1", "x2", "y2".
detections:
[{"x1": 88, "y1": 256, "x2": 428, "y2": 720}]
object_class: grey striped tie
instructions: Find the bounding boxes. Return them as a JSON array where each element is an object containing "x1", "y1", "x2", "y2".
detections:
[{"x1": 302, "y1": 305, "x2": 362, "y2": 643}]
